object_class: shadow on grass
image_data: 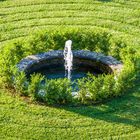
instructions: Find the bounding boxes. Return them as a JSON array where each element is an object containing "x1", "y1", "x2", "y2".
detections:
[
  {"x1": 61, "y1": 75, "x2": 140, "y2": 128},
  {"x1": 98, "y1": 0, "x2": 112, "y2": 2}
]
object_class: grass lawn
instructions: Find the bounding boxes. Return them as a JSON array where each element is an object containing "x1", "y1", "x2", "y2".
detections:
[
  {"x1": 0, "y1": 0, "x2": 140, "y2": 139},
  {"x1": 0, "y1": 82, "x2": 140, "y2": 139}
]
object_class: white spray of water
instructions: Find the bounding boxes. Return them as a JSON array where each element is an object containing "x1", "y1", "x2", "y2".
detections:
[{"x1": 64, "y1": 40, "x2": 73, "y2": 80}]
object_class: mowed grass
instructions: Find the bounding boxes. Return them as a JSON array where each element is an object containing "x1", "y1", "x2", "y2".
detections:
[
  {"x1": 0, "y1": 0, "x2": 140, "y2": 139},
  {"x1": 0, "y1": 83, "x2": 140, "y2": 139},
  {"x1": 0, "y1": 0, "x2": 140, "y2": 46}
]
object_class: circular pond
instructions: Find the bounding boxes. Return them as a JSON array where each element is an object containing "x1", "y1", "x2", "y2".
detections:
[{"x1": 18, "y1": 50, "x2": 123, "y2": 81}]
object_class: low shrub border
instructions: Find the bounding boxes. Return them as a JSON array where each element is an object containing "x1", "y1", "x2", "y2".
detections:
[{"x1": 0, "y1": 28, "x2": 137, "y2": 105}]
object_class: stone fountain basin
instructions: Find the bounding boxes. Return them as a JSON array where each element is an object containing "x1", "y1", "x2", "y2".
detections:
[{"x1": 17, "y1": 50, "x2": 123, "y2": 76}]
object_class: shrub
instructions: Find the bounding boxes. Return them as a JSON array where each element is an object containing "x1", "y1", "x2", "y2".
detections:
[
  {"x1": 114, "y1": 60, "x2": 136, "y2": 95},
  {"x1": 25, "y1": 29, "x2": 112, "y2": 55},
  {"x1": 38, "y1": 78, "x2": 73, "y2": 105},
  {"x1": 77, "y1": 74, "x2": 115, "y2": 104},
  {"x1": 13, "y1": 70, "x2": 28, "y2": 96},
  {"x1": 77, "y1": 62, "x2": 136, "y2": 105},
  {"x1": 109, "y1": 39, "x2": 127, "y2": 60},
  {"x1": 28, "y1": 73, "x2": 44, "y2": 98},
  {"x1": 0, "y1": 42, "x2": 24, "y2": 87}
]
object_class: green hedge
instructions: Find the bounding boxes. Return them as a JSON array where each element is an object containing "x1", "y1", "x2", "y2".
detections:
[
  {"x1": 0, "y1": 28, "x2": 137, "y2": 105},
  {"x1": 78, "y1": 62, "x2": 136, "y2": 104}
]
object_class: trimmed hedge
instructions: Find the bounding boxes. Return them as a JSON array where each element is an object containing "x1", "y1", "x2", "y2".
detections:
[{"x1": 0, "y1": 28, "x2": 137, "y2": 105}]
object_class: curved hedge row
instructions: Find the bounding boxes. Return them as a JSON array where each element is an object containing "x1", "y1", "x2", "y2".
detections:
[{"x1": 0, "y1": 28, "x2": 137, "y2": 105}]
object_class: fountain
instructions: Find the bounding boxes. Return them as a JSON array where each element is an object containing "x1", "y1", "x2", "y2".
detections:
[
  {"x1": 64, "y1": 40, "x2": 73, "y2": 80},
  {"x1": 18, "y1": 41, "x2": 123, "y2": 86},
  {"x1": 16, "y1": 40, "x2": 123, "y2": 103}
]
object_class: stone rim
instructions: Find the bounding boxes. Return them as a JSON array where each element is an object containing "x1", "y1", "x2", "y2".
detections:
[{"x1": 17, "y1": 50, "x2": 123, "y2": 75}]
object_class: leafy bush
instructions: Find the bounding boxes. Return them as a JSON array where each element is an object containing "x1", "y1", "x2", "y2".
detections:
[
  {"x1": 24, "y1": 29, "x2": 123, "y2": 57},
  {"x1": 0, "y1": 42, "x2": 24, "y2": 87},
  {"x1": 77, "y1": 74, "x2": 115, "y2": 104},
  {"x1": 39, "y1": 78, "x2": 72, "y2": 105},
  {"x1": 114, "y1": 60, "x2": 136, "y2": 95},
  {"x1": 13, "y1": 70, "x2": 28, "y2": 96},
  {"x1": 77, "y1": 60, "x2": 136, "y2": 105},
  {"x1": 28, "y1": 73, "x2": 44, "y2": 97},
  {"x1": 109, "y1": 39, "x2": 127, "y2": 60}
]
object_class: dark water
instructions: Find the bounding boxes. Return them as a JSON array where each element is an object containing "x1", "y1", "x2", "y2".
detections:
[{"x1": 34, "y1": 65, "x2": 102, "y2": 82}]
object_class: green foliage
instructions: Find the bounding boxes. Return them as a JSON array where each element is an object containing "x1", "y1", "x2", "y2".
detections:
[
  {"x1": 78, "y1": 74, "x2": 116, "y2": 104},
  {"x1": 0, "y1": 28, "x2": 128, "y2": 64},
  {"x1": 36, "y1": 78, "x2": 72, "y2": 105},
  {"x1": 78, "y1": 62, "x2": 136, "y2": 104},
  {"x1": 120, "y1": 46, "x2": 137, "y2": 63},
  {"x1": 24, "y1": 29, "x2": 116, "y2": 56},
  {"x1": 27, "y1": 74, "x2": 72, "y2": 105},
  {"x1": 13, "y1": 70, "x2": 28, "y2": 96},
  {"x1": 109, "y1": 39, "x2": 127, "y2": 60},
  {"x1": 0, "y1": 42, "x2": 24, "y2": 86},
  {"x1": 28, "y1": 73, "x2": 44, "y2": 96},
  {"x1": 114, "y1": 61, "x2": 136, "y2": 95}
]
